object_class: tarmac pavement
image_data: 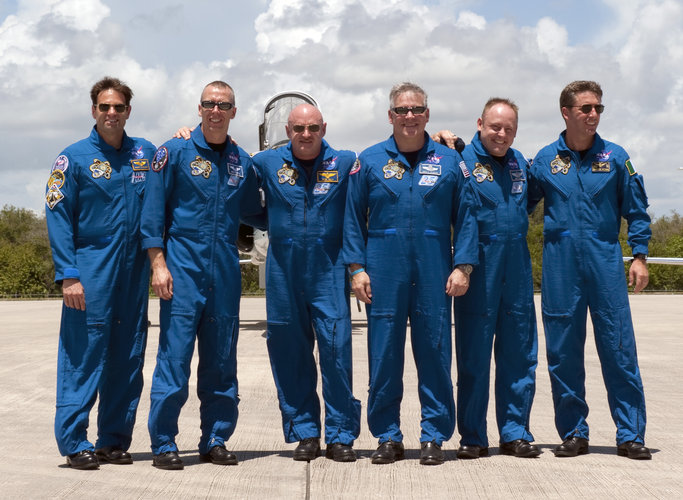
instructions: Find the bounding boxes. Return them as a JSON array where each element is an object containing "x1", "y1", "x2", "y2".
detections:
[{"x1": 0, "y1": 295, "x2": 681, "y2": 499}]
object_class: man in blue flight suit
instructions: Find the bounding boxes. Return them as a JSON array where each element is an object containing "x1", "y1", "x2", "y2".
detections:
[
  {"x1": 141, "y1": 81, "x2": 260, "y2": 470},
  {"x1": 451, "y1": 98, "x2": 539, "y2": 459},
  {"x1": 528, "y1": 80, "x2": 652, "y2": 460},
  {"x1": 245, "y1": 103, "x2": 361, "y2": 462},
  {"x1": 45, "y1": 76, "x2": 155, "y2": 470},
  {"x1": 344, "y1": 82, "x2": 478, "y2": 465}
]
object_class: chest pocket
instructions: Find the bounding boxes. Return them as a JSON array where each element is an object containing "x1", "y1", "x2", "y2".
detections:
[
  {"x1": 421, "y1": 174, "x2": 447, "y2": 203},
  {"x1": 544, "y1": 169, "x2": 572, "y2": 201},
  {"x1": 367, "y1": 166, "x2": 399, "y2": 229},
  {"x1": 586, "y1": 165, "x2": 614, "y2": 199}
]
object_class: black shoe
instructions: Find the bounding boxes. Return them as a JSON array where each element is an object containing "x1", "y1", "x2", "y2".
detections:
[
  {"x1": 325, "y1": 443, "x2": 356, "y2": 462},
  {"x1": 95, "y1": 446, "x2": 133, "y2": 464},
  {"x1": 66, "y1": 450, "x2": 99, "y2": 470},
  {"x1": 617, "y1": 441, "x2": 652, "y2": 460},
  {"x1": 371, "y1": 440, "x2": 405, "y2": 464},
  {"x1": 420, "y1": 441, "x2": 444, "y2": 465},
  {"x1": 500, "y1": 439, "x2": 541, "y2": 458},
  {"x1": 200, "y1": 445, "x2": 238, "y2": 465},
  {"x1": 153, "y1": 451, "x2": 184, "y2": 470},
  {"x1": 293, "y1": 438, "x2": 321, "y2": 461},
  {"x1": 456, "y1": 444, "x2": 489, "y2": 459},
  {"x1": 554, "y1": 437, "x2": 589, "y2": 457}
]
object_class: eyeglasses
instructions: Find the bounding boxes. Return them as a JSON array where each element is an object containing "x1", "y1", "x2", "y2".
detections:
[
  {"x1": 571, "y1": 104, "x2": 605, "y2": 114},
  {"x1": 391, "y1": 106, "x2": 427, "y2": 115},
  {"x1": 97, "y1": 103, "x2": 128, "y2": 113},
  {"x1": 200, "y1": 100, "x2": 235, "y2": 111},
  {"x1": 291, "y1": 124, "x2": 321, "y2": 133}
]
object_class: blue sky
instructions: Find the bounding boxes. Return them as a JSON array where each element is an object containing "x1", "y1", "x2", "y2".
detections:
[{"x1": 1, "y1": 0, "x2": 682, "y2": 217}]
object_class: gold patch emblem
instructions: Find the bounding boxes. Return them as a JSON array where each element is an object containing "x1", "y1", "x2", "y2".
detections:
[
  {"x1": 473, "y1": 163, "x2": 494, "y2": 183},
  {"x1": 190, "y1": 156, "x2": 212, "y2": 178},
  {"x1": 89, "y1": 159, "x2": 112, "y2": 179},
  {"x1": 277, "y1": 164, "x2": 299, "y2": 185},
  {"x1": 48, "y1": 169, "x2": 65, "y2": 189},
  {"x1": 550, "y1": 155, "x2": 571, "y2": 175},
  {"x1": 317, "y1": 170, "x2": 339, "y2": 183},
  {"x1": 592, "y1": 161, "x2": 611, "y2": 173},
  {"x1": 46, "y1": 186, "x2": 64, "y2": 210},
  {"x1": 383, "y1": 159, "x2": 405, "y2": 179}
]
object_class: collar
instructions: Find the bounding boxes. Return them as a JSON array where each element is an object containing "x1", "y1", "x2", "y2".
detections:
[
  {"x1": 191, "y1": 122, "x2": 233, "y2": 153},
  {"x1": 283, "y1": 139, "x2": 332, "y2": 165},
  {"x1": 386, "y1": 131, "x2": 434, "y2": 159},
  {"x1": 90, "y1": 126, "x2": 131, "y2": 152}
]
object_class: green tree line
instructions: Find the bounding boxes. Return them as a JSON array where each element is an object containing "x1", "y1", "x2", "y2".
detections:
[{"x1": 1, "y1": 204, "x2": 681, "y2": 297}]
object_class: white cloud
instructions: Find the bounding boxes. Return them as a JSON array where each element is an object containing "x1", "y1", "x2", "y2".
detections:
[
  {"x1": 455, "y1": 10, "x2": 486, "y2": 30},
  {"x1": 0, "y1": 0, "x2": 682, "y2": 218}
]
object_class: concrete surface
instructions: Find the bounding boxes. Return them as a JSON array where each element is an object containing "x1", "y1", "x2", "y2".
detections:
[{"x1": 0, "y1": 295, "x2": 681, "y2": 499}]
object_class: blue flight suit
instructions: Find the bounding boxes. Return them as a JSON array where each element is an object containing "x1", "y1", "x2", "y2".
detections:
[
  {"x1": 528, "y1": 131, "x2": 650, "y2": 445},
  {"x1": 343, "y1": 133, "x2": 478, "y2": 445},
  {"x1": 45, "y1": 126, "x2": 154, "y2": 457},
  {"x1": 247, "y1": 140, "x2": 361, "y2": 445},
  {"x1": 454, "y1": 132, "x2": 537, "y2": 448},
  {"x1": 141, "y1": 126, "x2": 260, "y2": 455}
]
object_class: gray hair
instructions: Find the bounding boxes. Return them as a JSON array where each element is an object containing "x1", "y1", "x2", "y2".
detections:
[{"x1": 389, "y1": 82, "x2": 428, "y2": 108}]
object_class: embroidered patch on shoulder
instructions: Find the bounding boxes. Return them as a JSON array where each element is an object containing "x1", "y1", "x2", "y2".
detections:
[
  {"x1": 459, "y1": 161, "x2": 470, "y2": 178},
  {"x1": 152, "y1": 147, "x2": 168, "y2": 172},
  {"x1": 625, "y1": 159, "x2": 636, "y2": 176},
  {"x1": 48, "y1": 169, "x2": 65, "y2": 190},
  {"x1": 46, "y1": 186, "x2": 64, "y2": 210},
  {"x1": 51, "y1": 155, "x2": 69, "y2": 173}
]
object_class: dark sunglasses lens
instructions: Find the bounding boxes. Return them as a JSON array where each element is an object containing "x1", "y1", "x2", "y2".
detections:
[
  {"x1": 393, "y1": 106, "x2": 425, "y2": 115},
  {"x1": 98, "y1": 104, "x2": 127, "y2": 112},
  {"x1": 579, "y1": 104, "x2": 604, "y2": 114},
  {"x1": 292, "y1": 124, "x2": 320, "y2": 133},
  {"x1": 202, "y1": 101, "x2": 233, "y2": 110}
]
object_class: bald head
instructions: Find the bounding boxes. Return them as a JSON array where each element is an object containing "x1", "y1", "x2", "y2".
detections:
[{"x1": 286, "y1": 103, "x2": 326, "y2": 160}]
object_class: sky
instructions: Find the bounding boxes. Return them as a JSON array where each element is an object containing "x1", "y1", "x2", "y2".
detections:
[{"x1": 1, "y1": 0, "x2": 682, "y2": 217}]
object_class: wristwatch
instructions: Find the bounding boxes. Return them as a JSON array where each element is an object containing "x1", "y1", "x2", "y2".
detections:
[
  {"x1": 456, "y1": 264, "x2": 473, "y2": 275},
  {"x1": 633, "y1": 254, "x2": 647, "y2": 262}
]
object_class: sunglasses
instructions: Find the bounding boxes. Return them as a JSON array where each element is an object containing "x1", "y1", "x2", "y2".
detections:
[
  {"x1": 97, "y1": 103, "x2": 128, "y2": 113},
  {"x1": 571, "y1": 104, "x2": 605, "y2": 114},
  {"x1": 291, "y1": 124, "x2": 321, "y2": 133},
  {"x1": 392, "y1": 106, "x2": 427, "y2": 115},
  {"x1": 200, "y1": 100, "x2": 235, "y2": 111}
]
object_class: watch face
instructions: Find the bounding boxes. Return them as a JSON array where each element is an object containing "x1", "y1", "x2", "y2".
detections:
[{"x1": 458, "y1": 264, "x2": 473, "y2": 275}]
